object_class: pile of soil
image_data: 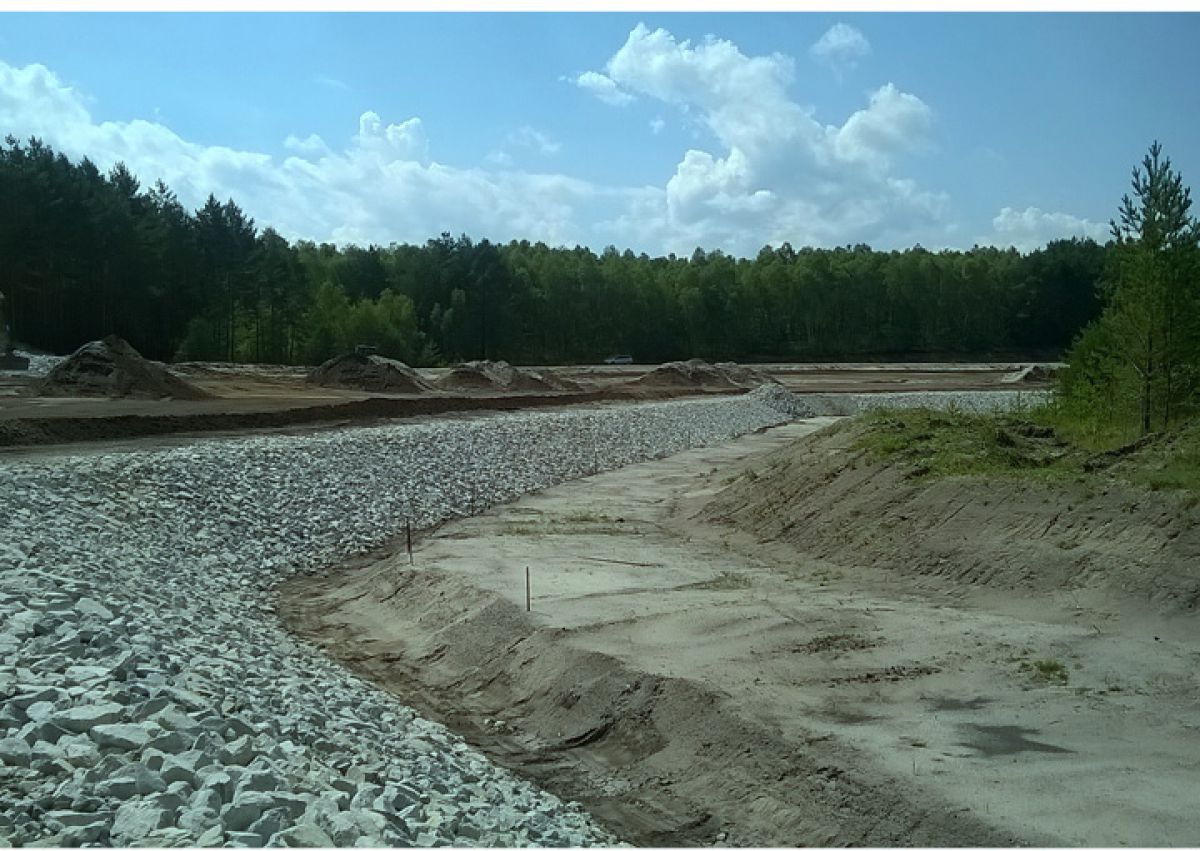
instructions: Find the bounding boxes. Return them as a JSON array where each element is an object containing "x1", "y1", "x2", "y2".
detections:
[
  {"x1": 631, "y1": 359, "x2": 775, "y2": 391},
  {"x1": 702, "y1": 420, "x2": 1200, "y2": 612},
  {"x1": 435, "y1": 360, "x2": 580, "y2": 393},
  {"x1": 37, "y1": 336, "x2": 210, "y2": 400},
  {"x1": 307, "y1": 353, "x2": 433, "y2": 394}
]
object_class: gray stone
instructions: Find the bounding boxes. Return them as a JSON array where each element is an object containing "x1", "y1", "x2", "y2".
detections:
[
  {"x1": 90, "y1": 723, "x2": 153, "y2": 751},
  {"x1": 133, "y1": 827, "x2": 194, "y2": 847},
  {"x1": 221, "y1": 800, "x2": 266, "y2": 833},
  {"x1": 0, "y1": 737, "x2": 31, "y2": 767},
  {"x1": 266, "y1": 824, "x2": 335, "y2": 847},
  {"x1": 188, "y1": 787, "x2": 223, "y2": 813},
  {"x1": 111, "y1": 762, "x2": 167, "y2": 795},
  {"x1": 51, "y1": 702, "x2": 125, "y2": 734},
  {"x1": 24, "y1": 701, "x2": 57, "y2": 724},
  {"x1": 227, "y1": 830, "x2": 267, "y2": 848},
  {"x1": 30, "y1": 740, "x2": 62, "y2": 765},
  {"x1": 43, "y1": 809, "x2": 109, "y2": 829},
  {"x1": 56, "y1": 822, "x2": 109, "y2": 845},
  {"x1": 196, "y1": 824, "x2": 225, "y2": 847},
  {"x1": 237, "y1": 770, "x2": 280, "y2": 793},
  {"x1": 58, "y1": 736, "x2": 100, "y2": 767},
  {"x1": 111, "y1": 799, "x2": 173, "y2": 843},
  {"x1": 246, "y1": 807, "x2": 289, "y2": 844},
  {"x1": 161, "y1": 756, "x2": 198, "y2": 786},
  {"x1": 177, "y1": 806, "x2": 220, "y2": 835},
  {"x1": 200, "y1": 769, "x2": 235, "y2": 804},
  {"x1": 74, "y1": 598, "x2": 114, "y2": 621},
  {"x1": 94, "y1": 775, "x2": 139, "y2": 800},
  {"x1": 141, "y1": 747, "x2": 167, "y2": 771},
  {"x1": 220, "y1": 735, "x2": 255, "y2": 766}
]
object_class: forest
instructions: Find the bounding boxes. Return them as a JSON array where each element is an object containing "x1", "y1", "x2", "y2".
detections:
[{"x1": 2, "y1": 134, "x2": 1109, "y2": 367}]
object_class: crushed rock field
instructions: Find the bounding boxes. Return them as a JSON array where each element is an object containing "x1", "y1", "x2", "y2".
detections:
[{"x1": 0, "y1": 388, "x2": 809, "y2": 848}]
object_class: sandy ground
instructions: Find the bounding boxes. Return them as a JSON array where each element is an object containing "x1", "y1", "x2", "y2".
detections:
[{"x1": 281, "y1": 417, "x2": 1200, "y2": 847}]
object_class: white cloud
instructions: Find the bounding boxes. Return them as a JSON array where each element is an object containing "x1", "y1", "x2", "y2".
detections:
[
  {"x1": 313, "y1": 75, "x2": 351, "y2": 92},
  {"x1": 988, "y1": 206, "x2": 1108, "y2": 252},
  {"x1": 572, "y1": 70, "x2": 634, "y2": 106},
  {"x1": 0, "y1": 59, "x2": 602, "y2": 249},
  {"x1": 810, "y1": 23, "x2": 872, "y2": 71},
  {"x1": 583, "y1": 24, "x2": 946, "y2": 255},
  {"x1": 0, "y1": 35, "x2": 960, "y2": 259},
  {"x1": 649, "y1": 117, "x2": 665, "y2": 135},
  {"x1": 508, "y1": 125, "x2": 560, "y2": 156},
  {"x1": 833, "y1": 83, "x2": 933, "y2": 170}
]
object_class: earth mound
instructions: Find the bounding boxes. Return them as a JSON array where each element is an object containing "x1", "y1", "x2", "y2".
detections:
[
  {"x1": 631, "y1": 359, "x2": 776, "y2": 390},
  {"x1": 307, "y1": 353, "x2": 433, "y2": 393},
  {"x1": 435, "y1": 360, "x2": 580, "y2": 393},
  {"x1": 37, "y1": 336, "x2": 210, "y2": 400}
]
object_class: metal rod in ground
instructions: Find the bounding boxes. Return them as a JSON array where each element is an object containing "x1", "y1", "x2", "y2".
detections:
[
  {"x1": 405, "y1": 518, "x2": 413, "y2": 566},
  {"x1": 525, "y1": 566, "x2": 531, "y2": 612}
]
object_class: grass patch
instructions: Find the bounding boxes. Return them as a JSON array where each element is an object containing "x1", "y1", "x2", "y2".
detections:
[
  {"x1": 1020, "y1": 659, "x2": 1070, "y2": 685},
  {"x1": 854, "y1": 407, "x2": 1200, "y2": 494},
  {"x1": 855, "y1": 407, "x2": 1079, "y2": 481}
]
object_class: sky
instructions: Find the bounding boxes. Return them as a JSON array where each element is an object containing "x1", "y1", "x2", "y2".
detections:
[{"x1": 1, "y1": 12, "x2": 1198, "y2": 256}]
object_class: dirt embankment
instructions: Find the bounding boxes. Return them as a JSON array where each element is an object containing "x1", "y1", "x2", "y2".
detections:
[
  {"x1": 281, "y1": 419, "x2": 1200, "y2": 847},
  {"x1": 283, "y1": 542, "x2": 1017, "y2": 849},
  {"x1": 702, "y1": 420, "x2": 1200, "y2": 614}
]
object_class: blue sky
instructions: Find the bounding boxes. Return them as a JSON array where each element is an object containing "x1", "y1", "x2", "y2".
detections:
[{"x1": 1, "y1": 13, "x2": 1198, "y2": 255}]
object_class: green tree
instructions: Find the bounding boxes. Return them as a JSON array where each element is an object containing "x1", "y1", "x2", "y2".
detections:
[{"x1": 1064, "y1": 142, "x2": 1199, "y2": 436}]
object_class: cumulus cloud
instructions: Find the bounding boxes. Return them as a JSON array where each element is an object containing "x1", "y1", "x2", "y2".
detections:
[
  {"x1": 583, "y1": 24, "x2": 946, "y2": 255},
  {"x1": 810, "y1": 23, "x2": 872, "y2": 71},
  {"x1": 572, "y1": 70, "x2": 634, "y2": 106},
  {"x1": 833, "y1": 83, "x2": 933, "y2": 169},
  {"x1": 988, "y1": 206, "x2": 1109, "y2": 252},
  {"x1": 1, "y1": 35, "x2": 959, "y2": 258},
  {"x1": 0, "y1": 59, "x2": 605, "y2": 249}
]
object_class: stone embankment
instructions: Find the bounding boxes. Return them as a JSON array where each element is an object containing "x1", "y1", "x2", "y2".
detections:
[{"x1": 1, "y1": 387, "x2": 805, "y2": 848}]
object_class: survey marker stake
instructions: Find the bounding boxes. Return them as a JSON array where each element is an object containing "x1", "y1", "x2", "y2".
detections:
[
  {"x1": 405, "y1": 518, "x2": 414, "y2": 566},
  {"x1": 526, "y1": 566, "x2": 531, "y2": 612}
]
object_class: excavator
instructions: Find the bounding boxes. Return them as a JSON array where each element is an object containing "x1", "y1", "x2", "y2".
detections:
[{"x1": 0, "y1": 291, "x2": 30, "y2": 370}]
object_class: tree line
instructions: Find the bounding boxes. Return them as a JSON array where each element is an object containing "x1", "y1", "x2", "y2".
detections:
[{"x1": 1, "y1": 134, "x2": 1109, "y2": 367}]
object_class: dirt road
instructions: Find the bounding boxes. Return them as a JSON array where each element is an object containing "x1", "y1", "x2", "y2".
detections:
[{"x1": 283, "y1": 418, "x2": 1200, "y2": 846}]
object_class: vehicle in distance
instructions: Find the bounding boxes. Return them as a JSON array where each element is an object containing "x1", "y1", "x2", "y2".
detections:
[{"x1": 603, "y1": 354, "x2": 634, "y2": 365}]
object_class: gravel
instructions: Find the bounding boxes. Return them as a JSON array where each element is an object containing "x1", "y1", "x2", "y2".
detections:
[
  {"x1": 0, "y1": 350, "x2": 62, "y2": 377},
  {"x1": 797, "y1": 389, "x2": 1050, "y2": 416},
  {"x1": 0, "y1": 386, "x2": 815, "y2": 848}
]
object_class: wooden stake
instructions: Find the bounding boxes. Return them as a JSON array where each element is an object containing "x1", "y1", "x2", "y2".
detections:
[
  {"x1": 525, "y1": 566, "x2": 531, "y2": 612},
  {"x1": 405, "y1": 518, "x2": 414, "y2": 566}
]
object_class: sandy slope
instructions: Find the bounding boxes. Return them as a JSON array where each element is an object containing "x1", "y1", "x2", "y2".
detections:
[{"x1": 281, "y1": 418, "x2": 1200, "y2": 846}]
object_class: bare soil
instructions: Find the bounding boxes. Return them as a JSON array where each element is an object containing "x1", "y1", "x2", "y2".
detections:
[
  {"x1": 0, "y1": 361, "x2": 1050, "y2": 449},
  {"x1": 280, "y1": 415, "x2": 1199, "y2": 846}
]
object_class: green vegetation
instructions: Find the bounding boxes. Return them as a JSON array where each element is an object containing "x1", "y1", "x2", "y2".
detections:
[
  {"x1": 856, "y1": 407, "x2": 1080, "y2": 480},
  {"x1": 2, "y1": 135, "x2": 1106, "y2": 366},
  {"x1": 857, "y1": 406, "x2": 1200, "y2": 494},
  {"x1": 857, "y1": 142, "x2": 1200, "y2": 493},
  {"x1": 1058, "y1": 142, "x2": 1200, "y2": 439},
  {"x1": 1020, "y1": 659, "x2": 1070, "y2": 685}
]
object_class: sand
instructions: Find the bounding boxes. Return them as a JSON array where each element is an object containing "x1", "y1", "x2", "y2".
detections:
[
  {"x1": 279, "y1": 419, "x2": 1200, "y2": 847},
  {"x1": 37, "y1": 336, "x2": 209, "y2": 400}
]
